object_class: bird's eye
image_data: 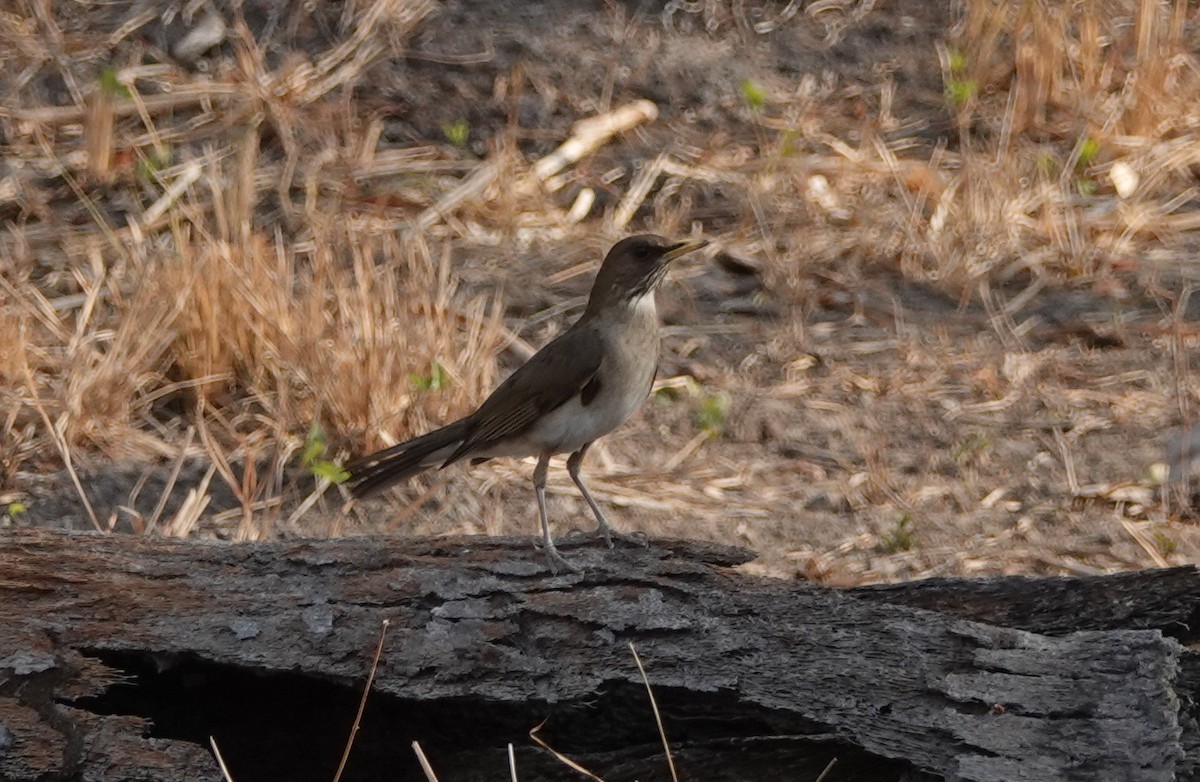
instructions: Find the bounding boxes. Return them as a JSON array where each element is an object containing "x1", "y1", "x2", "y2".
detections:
[{"x1": 634, "y1": 245, "x2": 653, "y2": 260}]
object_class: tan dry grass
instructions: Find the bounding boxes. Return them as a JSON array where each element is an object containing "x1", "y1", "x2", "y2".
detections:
[
  {"x1": 955, "y1": 0, "x2": 1196, "y2": 138},
  {"x1": 0, "y1": 0, "x2": 504, "y2": 535},
  {"x1": 1, "y1": 0, "x2": 1198, "y2": 577}
]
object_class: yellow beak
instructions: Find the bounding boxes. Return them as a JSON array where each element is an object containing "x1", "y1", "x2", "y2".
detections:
[{"x1": 663, "y1": 238, "x2": 709, "y2": 262}]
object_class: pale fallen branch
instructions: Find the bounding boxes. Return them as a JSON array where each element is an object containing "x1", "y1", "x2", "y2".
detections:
[
  {"x1": 612, "y1": 152, "x2": 668, "y2": 229},
  {"x1": 531, "y1": 99, "x2": 659, "y2": 182},
  {"x1": 414, "y1": 160, "x2": 502, "y2": 231},
  {"x1": 137, "y1": 160, "x2": 204, "y2": 230},
  {"x1": 412, "y1": 100, "x2": 660, "y2": 233},
  {"x1": 3, "y1": 84, "x2": 244, "y2": 126}
]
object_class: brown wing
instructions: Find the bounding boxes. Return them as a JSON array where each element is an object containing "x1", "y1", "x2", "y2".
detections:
[{"x1": 443, "y1": 324, "x2": 603, "y2": 465}]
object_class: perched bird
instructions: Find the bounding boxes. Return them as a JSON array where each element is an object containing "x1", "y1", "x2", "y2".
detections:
[{"x1": 347, "y1": 234, "x2": 707, "y2": 572}]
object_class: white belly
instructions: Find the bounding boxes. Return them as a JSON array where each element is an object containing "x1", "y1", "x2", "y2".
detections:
[
  {"x1": 474, "y1": 295, "x2": 660, "y2": 459},
  {"x1": 526, "y1": 389, "x2": 644, "y2": 453}
]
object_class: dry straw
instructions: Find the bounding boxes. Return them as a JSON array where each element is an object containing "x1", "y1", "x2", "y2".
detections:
[{"x1": 1, "y1": 0, "x2": 1197, "y2": 575}]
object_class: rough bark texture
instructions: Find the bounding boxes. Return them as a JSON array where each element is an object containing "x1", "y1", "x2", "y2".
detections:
[{"x1": 0, "y1": 528, "x2": 1193, "y2": 782}]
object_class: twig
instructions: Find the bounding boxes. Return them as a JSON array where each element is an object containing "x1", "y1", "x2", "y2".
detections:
[
  {"x1": 332, "y1": 619, "x2": 391, "y2": 782},
  {"x1": 612, "y1": 153, "x2": 667, "y2": 230},
  {"x1": 2, "y1": 84, "x2": 244, "y2": 125},
  {"x1": 209, "y1": 737, "x2": 237, "y2": 782},
  {"x1": 138, "y1": 160, "x2": 204, "y2": 230},
  {"x1": 529, "y1": 719, "x2": 604, "y2": 781},
  {"x1": 414, "y1": 160, "x2": 501, "y2": 231},
  {"x1": 145, "y1": 426, "x2": 197, "y2": 535},
  {"x1": 629, "y1": 642, "x2": 678, "y2": 782},
  {"x1": 532, "y1": 99, "x2": 658, "y2": 182},
  {"x1": 1119, "y1": 519, "x2": 1171, "y2": 568},
  {"x1": 660, "y1": 429, "x2": 712, "y2": 474},
  {"x1": 19, "y1": 344, "x2": 101, "y2": 532},
  {"x1": 1053, "y1": 427, "x2": 1080, "y2": 495},
  {"x1": 411, "y1": 741, "x2": 441, "y2": 782},
  {"x1": 284, "y1": 476, "x2": 334, "y2": 529},
  {"x1": 412, "y1": 100, "x2": 658, "y2": 233}
]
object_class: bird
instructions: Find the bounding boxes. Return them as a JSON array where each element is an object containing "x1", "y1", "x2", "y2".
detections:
[{"x1": 346, "y1": 234, "x2": 708, "y2": 572}]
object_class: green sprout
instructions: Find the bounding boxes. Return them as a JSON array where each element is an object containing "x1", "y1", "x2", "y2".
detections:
[
  {"x1": 695, "y1": 391, "x2": 731, "y2": 436},
  {"x1": 98, "y1": 67, "x2": 131, "y2": 99},
  {"x1": 654, "y1": 387, "x2": 682, "y2": 405},
  {"x1": 301, "y1": 422, "x2": 349, "y2": 484},
  {"x1": 740, "y1": 79, "x2": 767, "y2": 113},
  {"x1": 944, "y1": 78, "x2": 978, "y2": 107},
  {"x1": 135, "y1": 147, "x2": 173, "y2": 183},
  {"x1": 952, "y1": 433, "x2": 989, "y2": 467},
  {"x1": 441, "y1": 120, "x2": 470, "y2": 149},
  {"x1": 1077, "y1": 137, "x2": 1101, "y2": 169},
  {"x1": 880, "y1": 514, "x2": 916, "y2": 553},
  {"x1": 778, "y1": 129, "x2": 799, "y2": 158},
  {"x1": 947, "y1": 47, "x2": 969, "y2": 75},
  {"x1": 943, "y1": 47, "x2": 976, "y2": 107},
  {"x1": 3, "y1": 502, "x2": 27, "y2": 527},
  {"x1": 410, "y1": 360, "x2": 449, "y2": 392},
  {"x1": 1073, "y1": 137, "x2": 1102, "y2": 197},
  {"x1": 1036, "y1": 153, "x2": 1058, "y2": 178}
]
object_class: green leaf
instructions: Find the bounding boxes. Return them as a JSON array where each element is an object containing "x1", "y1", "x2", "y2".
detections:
[
  {"x1": 1077, "y1": 137, "x2": 1101, "y2": 168},
  {"x1": 6, "y1": 502, "x2": 27, "y2": 517},
  {"x1": 778, "y1": 129, "x2": 798, "y2": 158},
  {"x1": 299, "y1": 421, "x2": 349, "y2": 483},
  {"x1": 654, "y1": 387, "x2": 681, "y2": 404},
  {"x1": 303, "y1": 421, "x2": 328, "y2": 467},
  {"x1": 98, "y1": 67, "x2": 131, "y2": 99},
  {"x1": 947, "y1": 47, "x2": 969, "y2": 75},
  {"x1": 1036, "y1": 153, "x2": 1058, "y2": 178},
  {"x1": 310, "y1": 460, "x2": 350, "y2": 484},
  {"x1": 740, "y1": 79, "x2": 766, "y2": 113},
  {"x1": 441, "y1": 120, "x2": 470, "y2": 149},
  {"x1": 411, "y1": 360, "x2": 449, "y2": 392},
  {"x1": 880, "y1": 514, "x2": 916, "y2": 553},
  {"x1": 695, "y1": 391, "x2": 731, "y2": 436},
  {"x1": 944, "y1": 78, "x2": 977, "y2": 107}
]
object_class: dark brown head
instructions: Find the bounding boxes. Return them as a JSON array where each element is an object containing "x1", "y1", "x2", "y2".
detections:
[{"x1": 584, "y1": 234, "x2": 708, "y2": 316}]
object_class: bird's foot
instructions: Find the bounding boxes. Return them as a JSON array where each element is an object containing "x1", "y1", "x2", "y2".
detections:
[
  {"x1": 534, "y1": 537, "x2": 580, "y2": 574},
  {"x1": 592, "y1": 524, "x2": 648, "y2": 550}
]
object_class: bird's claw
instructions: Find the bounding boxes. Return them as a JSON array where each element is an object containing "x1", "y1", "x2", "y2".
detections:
[
  {"x1": 533, "y1": 537, "x2": 580, "y2": 574},
  {"x1": 565, "y1": 524, "x2": 647, "y2": 549},
  {"x1": 595, "y1": 525, "x2": 648, "y2": 549}
]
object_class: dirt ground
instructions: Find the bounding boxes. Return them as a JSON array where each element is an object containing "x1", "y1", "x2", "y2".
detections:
[{"x1": 7, "y1": 0, "x2": 1200, "y2": 582}]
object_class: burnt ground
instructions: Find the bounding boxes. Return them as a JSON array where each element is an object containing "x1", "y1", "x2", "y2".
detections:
[{"x1": 11, "y1": 0, "x2": 1200, "y2": 582}]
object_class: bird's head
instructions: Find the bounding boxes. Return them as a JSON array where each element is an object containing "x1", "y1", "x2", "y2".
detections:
[{"x1": 585, "y1": 234, "x2": 708, "y2": 315}]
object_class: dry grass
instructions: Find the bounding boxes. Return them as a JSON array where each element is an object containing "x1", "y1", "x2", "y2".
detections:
[
  {"x1": 1, "y1": 0, "x2": 501, "y2": 536},
  {"x1": 2, "y1": 0, "x2": 1198, "y2": 578}
]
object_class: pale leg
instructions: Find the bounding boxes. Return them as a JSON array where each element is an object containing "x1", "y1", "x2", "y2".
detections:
[
  {"x1": 533, "y1": 454, "x2": 575, "y2": 573},
  {"x1": 567, "y1": 443, "x2": 645, "y2": 548}
]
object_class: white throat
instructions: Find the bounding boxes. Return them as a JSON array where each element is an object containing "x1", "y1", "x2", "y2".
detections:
[{"x1": 629, "y1": 290, "x2": 658, "y2": 318}]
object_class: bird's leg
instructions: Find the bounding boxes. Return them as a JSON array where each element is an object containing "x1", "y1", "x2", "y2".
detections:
[
  {"x1": 533, "y1": 454, "x2": 576, "y2": 573},
  {"x1": 567, "y1": 444, "x2": 646, "y2": 549}
]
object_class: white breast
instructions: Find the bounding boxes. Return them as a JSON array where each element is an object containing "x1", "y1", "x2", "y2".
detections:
[
  {"x1": 631, "y1": 290, "x2": 657, "y2": 318},
  {"x1": 478, "y1": 293, "x2": 661, "y2": 459},
  {"x1": 523, "y1": 389, "x2": 641, "y2": 454}
]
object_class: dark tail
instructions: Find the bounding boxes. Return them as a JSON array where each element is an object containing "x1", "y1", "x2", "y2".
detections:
[{"x1": 347, "y1": 420, "x2": 470, "y2": 499}]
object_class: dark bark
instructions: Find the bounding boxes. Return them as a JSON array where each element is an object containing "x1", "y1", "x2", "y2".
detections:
[{"x1": 0, "y1": 528, "x2": 1191, "y2": 782}]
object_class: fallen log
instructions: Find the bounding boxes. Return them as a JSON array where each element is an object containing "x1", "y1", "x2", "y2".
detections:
[{"x1": 0, "y1": 528, "x2": 1192, "y2": 781}]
